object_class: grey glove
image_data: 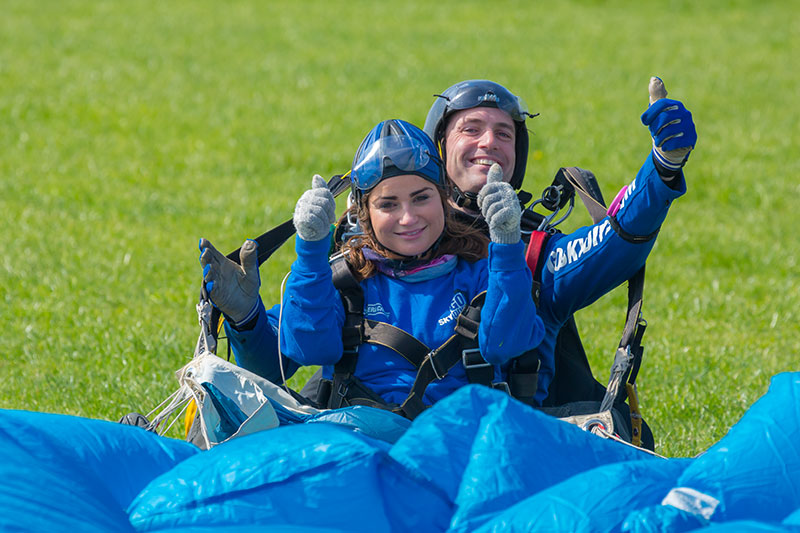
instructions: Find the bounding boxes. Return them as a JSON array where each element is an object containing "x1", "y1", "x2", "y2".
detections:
[
  {"x1": 293, "y1": 174, "x2": 336, "y2": 242},
  {"x1": 477, "y1": 163, "x2": 521, "y2": 244},
  {"x1": 199, "y1": 238, "x2": 260, "y2": 324}
]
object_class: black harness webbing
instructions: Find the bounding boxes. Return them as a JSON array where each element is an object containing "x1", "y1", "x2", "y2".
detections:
[
  {"x1": 609, "y1": 217, "x2": 660, "y2": 244},
  {"x1": 325, "y1": 255, "x2": 539, "y2": 419}
]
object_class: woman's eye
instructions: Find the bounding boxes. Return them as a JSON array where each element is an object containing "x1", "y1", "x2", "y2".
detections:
[
  {"x1": 377, "y1": 201, "x2": 396, "y2": 210},
  {"x1": 414, "y1": 194, "x2": 431, "y2": 203}
]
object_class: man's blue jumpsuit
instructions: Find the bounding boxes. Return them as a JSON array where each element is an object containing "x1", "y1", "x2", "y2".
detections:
[{"x1": 224, "y1": 154, "x2": 685, "y2": 405}]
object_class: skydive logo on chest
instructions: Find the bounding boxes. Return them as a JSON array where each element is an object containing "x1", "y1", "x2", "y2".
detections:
[
  {"x1": 438, "y1": 292, "x2": 467, "y2": 326},
  {"x1": 365, "y1": 302, "x2": 390, "y2": 319}
]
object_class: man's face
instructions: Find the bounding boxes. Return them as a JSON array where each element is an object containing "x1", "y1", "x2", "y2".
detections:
[{"x1": 442, "y1": 107, "x2": 516, "y2": 195}]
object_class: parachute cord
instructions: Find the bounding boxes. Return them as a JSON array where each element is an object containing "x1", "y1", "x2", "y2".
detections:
[
  {"x1": 277, "y1": 270, "x2": 292, "y2": 395},
  {"x1": 160, "y1": 398, "x2": 191, "y2": 437},
  {"x1": 145, "y1": 387, "x2": 183, "y2": 419}
]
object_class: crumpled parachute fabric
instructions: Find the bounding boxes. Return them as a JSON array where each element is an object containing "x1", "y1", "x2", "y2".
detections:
[{"x1": 1, "y1": 372, "x2": 799, "y2": 532}]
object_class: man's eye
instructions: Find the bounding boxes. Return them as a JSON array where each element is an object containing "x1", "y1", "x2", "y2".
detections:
[{"x1": 498, "y1": 131, "x2": 514, "y2": 140}]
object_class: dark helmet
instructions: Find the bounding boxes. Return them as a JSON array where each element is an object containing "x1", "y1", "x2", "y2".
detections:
[
  {"x1": 423, "y1": 79, "x2": 535, "y2": 190},
  {"x1": 350, "y1": 119, "x2": 444, "y2": 203}
]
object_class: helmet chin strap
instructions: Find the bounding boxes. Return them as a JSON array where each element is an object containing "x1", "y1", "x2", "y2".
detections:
[
  {"x1": 451, "y1": 184, "x2": 481, "y2": 213},
  {"x1": 437, "y1": 140, "x2": 481, "y2": 214}
]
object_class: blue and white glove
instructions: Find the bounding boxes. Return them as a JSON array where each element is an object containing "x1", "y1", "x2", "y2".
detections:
[
  {"x1": 477, "y1": 163, "x2": 521, "y2": 244},
  {"x1": 199, "y1": 238, "x2": 260, "y2": 325},
  {"x1": 641, "y1": 77, "x2": 697, "y2": 175},
  {"x1": 293, "y1": 174, "x2": 336, "y2": 242}
]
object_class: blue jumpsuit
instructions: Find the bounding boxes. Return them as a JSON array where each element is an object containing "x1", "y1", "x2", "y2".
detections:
[
  {"x1": 278, "y1": 238, "x2": 543, "y2": 406},
  {"x1": 226, "y1": 154, "x2": 686, "y2": 404}
]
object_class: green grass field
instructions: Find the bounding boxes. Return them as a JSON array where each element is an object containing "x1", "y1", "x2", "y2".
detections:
[{"x1": 1, "y1": 0, "x2": 797, "y2": 457}]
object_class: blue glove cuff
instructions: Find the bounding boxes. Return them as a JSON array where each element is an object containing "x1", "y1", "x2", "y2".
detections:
[{"x1": 227, "y1": 298, "x2": 261, "y2": 327}]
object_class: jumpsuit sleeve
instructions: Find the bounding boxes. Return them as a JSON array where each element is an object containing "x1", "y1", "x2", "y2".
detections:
[
  {"x1": 479, "y1": 240, "x2": 545, "y2": 365},
  {"x1": 538, "y1": 153, "x2": 687, "y2": 325},
  {"x1": 224, "y1": 300, "x2": 302, "y2": 384},
  {"x1": 278, "y1": 234, "x2": 345, "y2": 366}
]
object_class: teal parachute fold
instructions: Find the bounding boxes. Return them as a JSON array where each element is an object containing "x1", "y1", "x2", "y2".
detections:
[{"x1": 1, "y1": 373, "x2": 799, "y2": 532}]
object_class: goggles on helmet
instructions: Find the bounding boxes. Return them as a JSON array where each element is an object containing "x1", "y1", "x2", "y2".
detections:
[
  {"x1": 351, "y1": 134, "x2": 440, "y2": 192},
  {"x1": 433, "y1": 82, "x2": 533, "y2": 122}
]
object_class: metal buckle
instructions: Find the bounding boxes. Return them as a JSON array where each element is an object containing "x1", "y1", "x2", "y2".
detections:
[
  {"x1": 429, "y1": 351, "x2": 446, "y2": 380},
  {"x1": 462, "y1": 348, "x2": 490, "y2": 370},
  {"x1": 491, "y1": 381, "x2": 511, "y2": 395},
  {"x1": 336, "y1": 381, "x2": 350, "y2": 398}
]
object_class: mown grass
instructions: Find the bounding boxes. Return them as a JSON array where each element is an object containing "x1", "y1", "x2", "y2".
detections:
[{"x1": 1, "y1": 0, "x2": 797, "y2": 457}]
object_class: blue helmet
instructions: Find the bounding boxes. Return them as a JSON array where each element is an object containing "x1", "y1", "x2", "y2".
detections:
[
  {"x1": 350, "y1": 119, "x2": 444, "y2": 203},
  {"x1": 423, "y1": 80, "x2": 535, "y2": 190}
]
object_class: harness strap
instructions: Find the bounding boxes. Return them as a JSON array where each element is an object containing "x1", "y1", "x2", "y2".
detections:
[
  {"x1": 329, "y1": 349, "x2": 358, "y2": 410},
  {"x1": 331, "y1": 254, "x2": 364, "y2": 349},
  {"x1": 330, "y1": 254, "x2": 364, "y2": 410},
  {"x1": 623, "y1": 267, "x2": 647, "y2": 447},
  {"x1": 561, "y1": 167, "x2": 607, "y2": 224},
  {"x1": 618, "y1": 267, "x2": 646, "y2": 352},
  {"x1": 363, "y1": 320, "x2": 430, "y2": 368},
  {"x1": 609, "y1": 216, "x2": 661, "y2": 244},
  {"x1": 397, "y1": 334, "x2": 462, "y2": 418},
  {"x1": 508, "y1": 351, "x2": 541, "y2": 402},
  {"x1": 524, "y1": 230, "x2": 550, "y2": 305},
  {"x1": 599, "y1": 265, "x2": 646, "y2": 413},
  {"x1": 394, "y1": 291, "x2": 494, "y2": 419}
]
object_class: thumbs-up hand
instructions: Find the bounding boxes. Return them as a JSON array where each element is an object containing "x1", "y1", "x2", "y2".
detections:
[
  {"x1": 293, "y1": 174, "x2": 336, "y2": 242},
  {"x1": 477, "y1": 163, "x2": 522, "y2": 244},
  {"x1": 641, "y1": 77, "x2": 697, "y2": 173}
]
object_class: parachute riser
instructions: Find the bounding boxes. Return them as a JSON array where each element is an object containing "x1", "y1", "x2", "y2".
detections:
[{"x1": 195, "y1": 298, "x2": 217, "y2": 356}]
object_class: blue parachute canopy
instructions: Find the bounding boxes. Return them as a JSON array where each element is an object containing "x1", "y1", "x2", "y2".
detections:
[{"x1": 1, "y1": 372, "x2": 799, "y2": 532}]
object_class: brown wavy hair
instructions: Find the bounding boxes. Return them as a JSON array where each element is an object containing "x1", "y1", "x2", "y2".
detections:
[{"x1": 338, "y1": 186, "x2": 489, "y2": 281}]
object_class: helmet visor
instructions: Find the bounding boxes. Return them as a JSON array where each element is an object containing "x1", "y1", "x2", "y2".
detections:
[
  {"x1": 439, "y1": 82, "x2": 530, "y2": 122},
  {"x1": 351, "y1": 134, "x2": 436, "y2": 191}
]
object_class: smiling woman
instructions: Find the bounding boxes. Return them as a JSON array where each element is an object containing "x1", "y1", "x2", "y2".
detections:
[
  {"x1": 365, "y1": 175, "x2": 445, "y2": 258},
  {"x1": 273, "y1": 119, "x2": 545, "y2": 419}
]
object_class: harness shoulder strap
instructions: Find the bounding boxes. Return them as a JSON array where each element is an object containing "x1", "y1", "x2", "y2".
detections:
[
  {"x1": 561, "y1": 167, "x2": 607, "y2": 224},
  {"x1": 328, "y1": 254, "x2": 364, "y2": 409}
]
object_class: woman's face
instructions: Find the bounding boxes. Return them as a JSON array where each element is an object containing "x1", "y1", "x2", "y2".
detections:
[{"x1": 366, "y1": 174, "x2": 445, "y2": 257}]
